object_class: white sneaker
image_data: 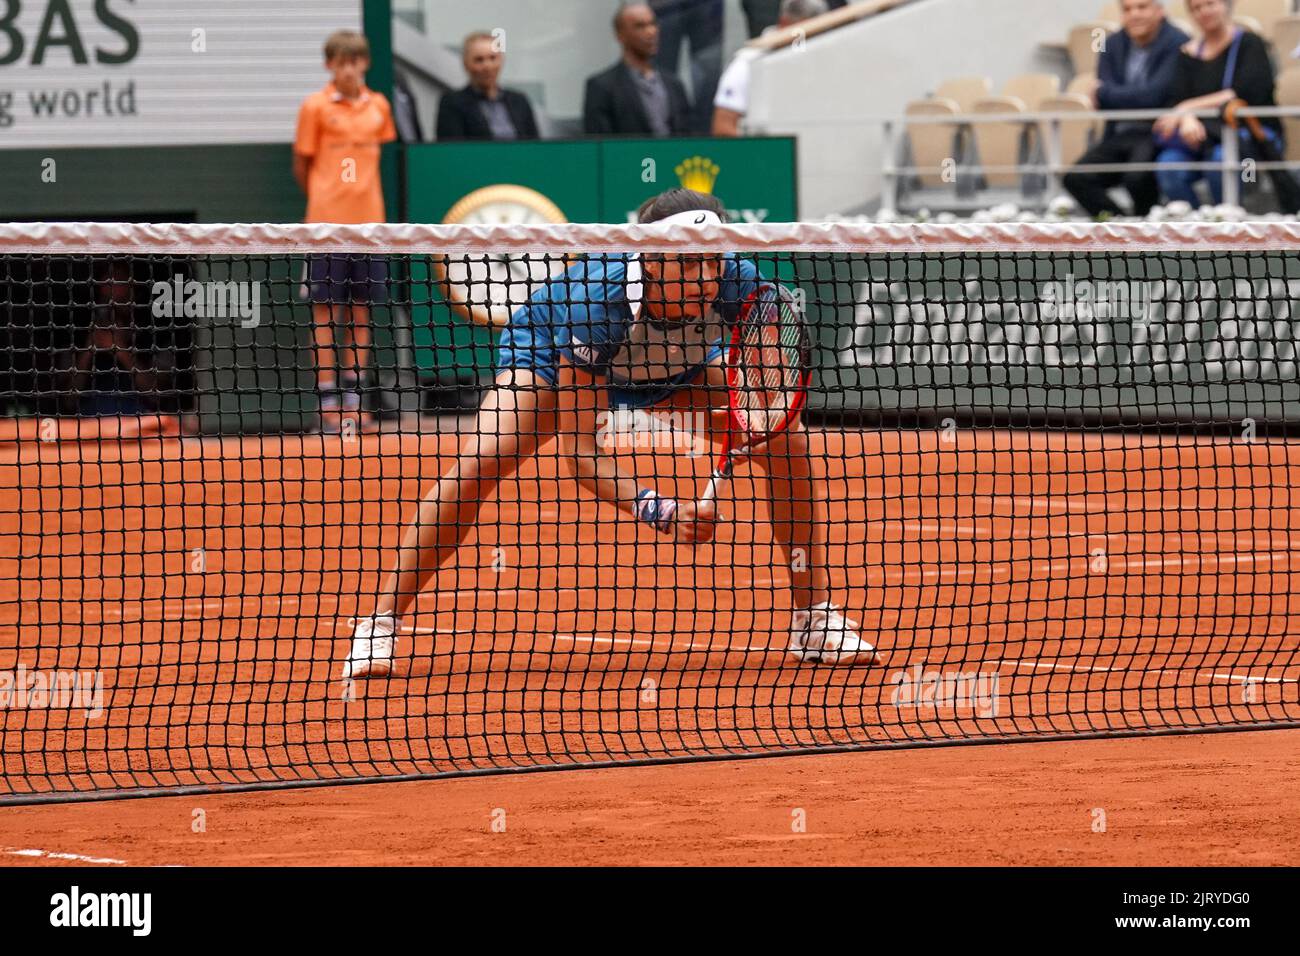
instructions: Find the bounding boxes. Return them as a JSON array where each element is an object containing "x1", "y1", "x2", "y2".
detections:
[
  {"x1": 789, "y1": 602, "x2": 878, "y2": 665},
  {"x1": 341, "y1": 614, "x2": 398, "y2": 679}
]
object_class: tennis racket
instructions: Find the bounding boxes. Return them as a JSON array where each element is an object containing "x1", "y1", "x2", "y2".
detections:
[{"x1": 698, "y1": 282, "x2": 812, "y2": 507}]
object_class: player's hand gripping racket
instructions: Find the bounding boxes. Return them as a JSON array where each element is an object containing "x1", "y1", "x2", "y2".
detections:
[{"x1": 698, "y1": 282, "x2": 812, "y2": 508}]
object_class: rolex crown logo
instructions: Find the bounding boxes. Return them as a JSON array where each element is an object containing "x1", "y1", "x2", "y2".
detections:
[{"x1": 674, "y1": 156, "x2": 720, "y2": 194}]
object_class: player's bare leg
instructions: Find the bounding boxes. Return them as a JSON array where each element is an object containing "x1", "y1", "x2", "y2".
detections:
[
  {"x1": 759, "y1": 423, "x2": 832, "y2": 608},
  {"x1": 686, "y1": 362, "x2": 877, "y2": 665},
  {"x1": 312, "y1": 302, "x2": 346, "y2": 433},
  {"x1": 341, "y1": 369, "x2": 559, "y2": 678},
  {"x1": 337, "y1": 303, "x2": 376, "y2": 431}
]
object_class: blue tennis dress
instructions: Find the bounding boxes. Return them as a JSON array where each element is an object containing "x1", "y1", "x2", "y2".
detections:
[{"x1": 497, "y1": 253, "x2": 760, "y2": 409}]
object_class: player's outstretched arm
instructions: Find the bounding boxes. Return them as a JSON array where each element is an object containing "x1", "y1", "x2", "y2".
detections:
[{"x1": 555, "y1": 359, "x2": 718, "y2": 544}]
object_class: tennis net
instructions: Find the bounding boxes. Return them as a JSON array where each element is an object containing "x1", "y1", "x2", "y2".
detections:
[{"x1": 2, "y1": 220, "x2": 1298, "y2": 804}]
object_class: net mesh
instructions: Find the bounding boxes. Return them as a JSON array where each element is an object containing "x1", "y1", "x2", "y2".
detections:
[
  {"x1": 731, "y1": 285, "x2": 806, "y2": 438},
  {"x1": 1, "y1": 221, "x2": 1298, "y2": 804}
]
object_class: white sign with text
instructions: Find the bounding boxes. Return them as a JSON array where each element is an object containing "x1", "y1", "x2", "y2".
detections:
[{"x1": 0, "y1": 0, "x2": 362, "y2": 147}]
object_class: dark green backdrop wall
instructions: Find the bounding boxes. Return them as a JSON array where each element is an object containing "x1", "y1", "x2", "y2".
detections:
[
  {"x1": 404, "y1": 136, "x2": 798, "y2": 379},
  {"x1": 0, "y1": 144, "x2": 305, "y2": 222},
  {"x1": 0, "y1": 132, "x2": 797, "y2": 430}
]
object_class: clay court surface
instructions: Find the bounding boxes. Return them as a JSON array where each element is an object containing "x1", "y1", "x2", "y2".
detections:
[
  {"x1": 1, "y1": 421, "x2": 1297, "y2": 861},
  {"x1": 0, "y1": 730, "x2": 1295, "y2": 866}
]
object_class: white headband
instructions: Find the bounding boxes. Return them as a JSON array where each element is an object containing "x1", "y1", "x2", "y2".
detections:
[
  {"x1": 653, "y1": 208, "x2": 723, "y2": 228},
  {"x1": 627, "y1": 208, "x2": 721, "y2": 317}
]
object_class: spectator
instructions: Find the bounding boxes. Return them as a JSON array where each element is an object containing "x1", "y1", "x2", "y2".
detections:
[
  {"x1": 712, "y1": 0, "x2": 828, "y2": 137},
  {"x1": 436, "y1": 31, "x2": 540, "y2": 141},
  {"x1": 650, "y1": 0, "x2": 723, "y2": 133},
  {"x1": 392, "y1": 72, "x2": 425, "y2": 142},
  {"x1": 73, "y1": 259, "x2": 157, "y2": 415},
  {"x1": 67, "y1": 259, "x2": 194, "y2": 417},
  {"x1": 583, "y1": 2, "x2": 693, "y2": 136},
  {"x1": 293, "y1": 30, "x2": 396, "y2": 434},
  {"x1": 1062, "y1": 0, "x2": 1187, "y2": 219},
  {"x1": 745, "y1": 0, "x2": 842, "y2": 34},
  {"x1": 1153, "y1": 0, "x2": 1279, "y2": 208},
  {"x1": 741, "y1": 0, "x2": 782, "y2": 37}
]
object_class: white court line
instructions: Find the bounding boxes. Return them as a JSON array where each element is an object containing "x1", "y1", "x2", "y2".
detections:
[
  {"x1": 100, "y1": 592, "x2": 342, "y2": 621},
  {"x1": 552, "y1": 632, "x2": 773, "y2": 655},
  {"x1": 1109, "y1": 551, "x2": 1295, "y2": 572},
  {"x1": 991, "y1": 495, "x2": 1111, "y2": 515},
  {"x1": 996, "y1": 657, "x2": 1297, "y2": 686},
  {"x1": 889, "y1": 510, "x2": 1300, "y2": 547},
  {"x1": 997, "y1": 658, "x2": 1123, "y2": 676},
  {"x1": 884, "y1": 560, "x2": 1078, "y2": 584},
  {"x1": 3, "y1": 847, "x2": 126, "y2": 865},
  {"x1": 881, "y1": 548, "x2": 1297, "y2": 586},
  {"x1": 878, "y1": 521, "x2": 1300, "y2": 558},
  {"x1": 907, "y1": 520, "x2": 992, "y2": 537},
  {"x1": 197, "y1": 617, "x2": 496, "y2": 637},
  {"x1": 882, "y1": 520, "x2": 994, "y2": 539},
  {"x1": 724, "y1": 576, "x2": 781, "y2": 587},
  {"x1": 100, "y1": 587, "x2": 583, "y2": 622},
  {"x1": 1209, "y1": 671, "x2": 1299, "y2": 685}
]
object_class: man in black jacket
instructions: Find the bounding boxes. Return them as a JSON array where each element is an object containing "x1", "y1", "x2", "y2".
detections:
[
  {"x1": 583, "y1": 2, "x2": 693, "y2": 137},
  {"x1": 1063, "y1": 0, "x2": 1188, "y2": 217},
  {"x1": 436, "y1": 31, "x2": 539, "y2": 141}
]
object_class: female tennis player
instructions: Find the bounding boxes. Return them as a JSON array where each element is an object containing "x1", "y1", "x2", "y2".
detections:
[{"x1": 340, "y1": 188, "x2": 878, "y2": 678}]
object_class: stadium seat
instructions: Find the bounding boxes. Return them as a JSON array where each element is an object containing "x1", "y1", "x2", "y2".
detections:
[
  {"x1": 1002, "y1": 74, "x2": 1061, "y2": 111},
  {"x1": 971, "y1": 96, "x2": 1029, "y2": 188},
  {"x1": 1276, "y1": 65, "x2": 1300, "y2": 163},
  {"x1": 904, "y1": 97, "x2": 963, "y2": 188},
  {"x1": 1039, "y1": 94, "x2": 1100, "y2": 167},
  {"x1": 1238, "y1": 0, "x2": 1292, "y2": 37},
  {"x1": 1067, "y1": 22, "x2": 1118, "y2": 76},
  {"x1": 1272, "y1": 15, "x2": 1300, "y2": 59},
  {"x1": 1098, "y1": 0, "x2": 1191, "y2": 21},
  {"x1": 934, "y1": 75, "x2": 993, "y2": 113},
  {"x1": 1096, "y1": 1, "x2": 1194, "y2": 23},
  {"x1": 1066, "y1": 72, "x2": 1099, "y2": 98}
]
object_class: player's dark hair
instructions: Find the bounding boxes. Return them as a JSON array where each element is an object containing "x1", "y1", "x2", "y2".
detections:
[
  {"x1": 613, "y1": 1, "x2": 650, "y2": 33},
  {"x1": 636, "y1": 189, "x2": 728, "y2": 224},
  {"x1": 324, "y1": 30, "x2": 370, "y2": 63}
]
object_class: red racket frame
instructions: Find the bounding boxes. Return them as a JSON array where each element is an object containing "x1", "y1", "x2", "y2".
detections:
[{"x1": 699, "y1": 283, "x2": 812, "y2": 506}]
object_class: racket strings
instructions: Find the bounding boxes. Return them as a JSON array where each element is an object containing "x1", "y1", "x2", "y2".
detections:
[{"x1": 733, "y1": 293, "x2": 804, "y2": 436}]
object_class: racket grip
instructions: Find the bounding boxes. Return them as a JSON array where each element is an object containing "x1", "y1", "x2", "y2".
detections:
[{"x1": 698, "y1": 469, "x2": 726, "y2": 507}]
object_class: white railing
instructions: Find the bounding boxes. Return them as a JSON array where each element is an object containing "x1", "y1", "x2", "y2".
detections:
[{"x1": 876, "y1": 105, "x2": 1300, "y2": 212}]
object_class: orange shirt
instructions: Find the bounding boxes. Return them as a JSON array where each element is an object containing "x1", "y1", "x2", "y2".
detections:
[{"x1": 294, "y1": 83, "x2": 397, "y2": 223}]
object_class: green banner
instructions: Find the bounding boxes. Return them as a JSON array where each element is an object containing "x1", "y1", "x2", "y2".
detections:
[
  {"x1": 804, "y1": 251, "x2": 1300, "y2": 427},
  {"x1": 403, "y1": 136, "x2": 797, "y2": 382},
  {"x1": 404, "y1": 141, "x2": 604, "y2": 381},
  {"x1": 406, "y1": 141, "x2": 603, "y2": 224},
  {"x1": 597, "y1": 138, "x2": 797, "y2": 224},
  {"x1": 405, "y1": 136, "x2": 796, "y2": 225}
]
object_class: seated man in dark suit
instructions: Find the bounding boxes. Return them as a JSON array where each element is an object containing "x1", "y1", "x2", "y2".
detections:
[
  {"x1": 1063, "y1": 0, "x2": 1188, "y2": 218},
  {"x1": 583, "y1": 2, "x2": 692, "y2": 136},
  {"x1": 436, "y1": 31, "x2": 539, "y2": 141}
]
